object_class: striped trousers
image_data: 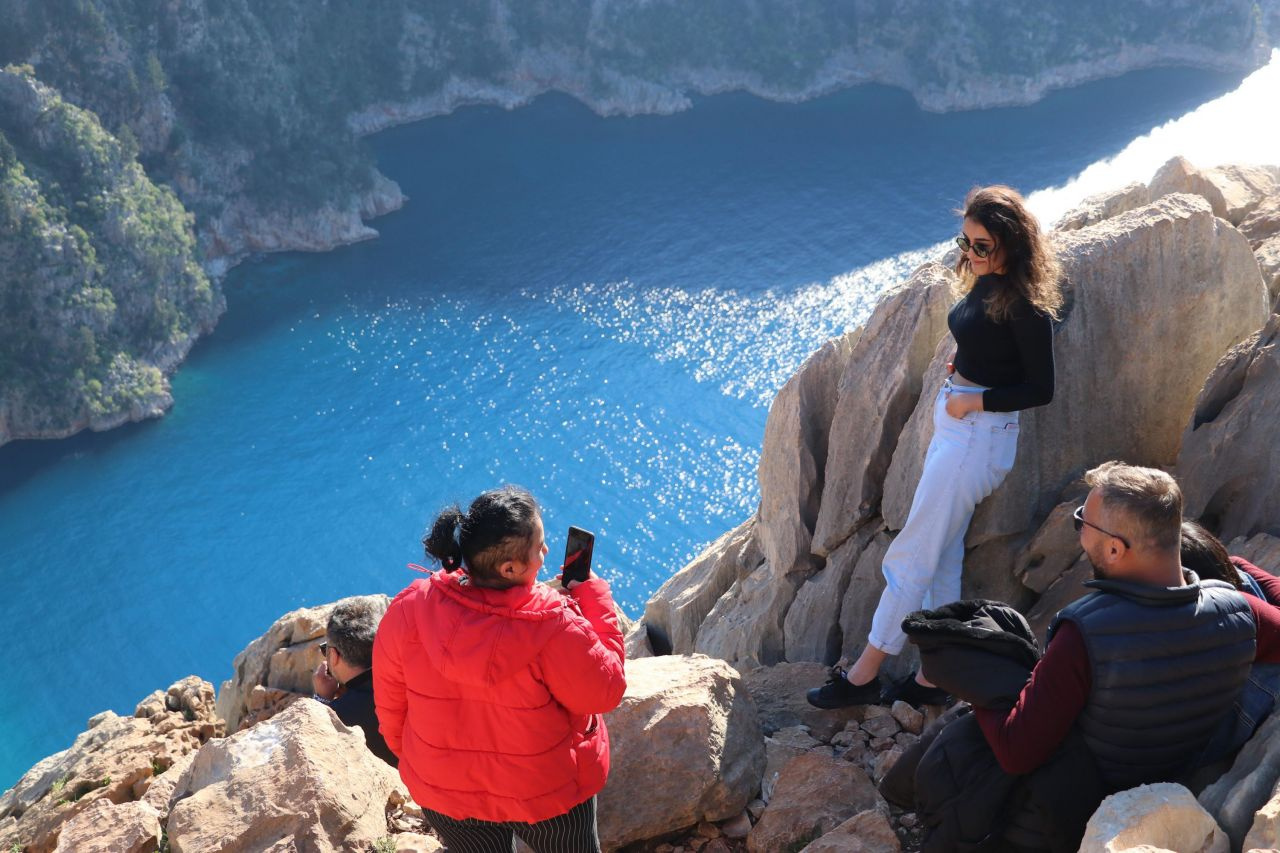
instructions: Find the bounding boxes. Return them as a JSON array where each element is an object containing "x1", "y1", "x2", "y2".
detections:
[{"x1": 421, "y1": 796, "x2": 600, "y2": 853}]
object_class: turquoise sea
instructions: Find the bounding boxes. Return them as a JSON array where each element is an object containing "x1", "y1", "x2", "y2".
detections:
[{"x1": 0, "y1": 68, "x2": 1244, "y2": 787}]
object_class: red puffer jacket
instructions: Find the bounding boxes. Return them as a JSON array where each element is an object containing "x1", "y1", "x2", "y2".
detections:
[{"x1": 373, "y1": 570, "x2": 626, "y2": 823}]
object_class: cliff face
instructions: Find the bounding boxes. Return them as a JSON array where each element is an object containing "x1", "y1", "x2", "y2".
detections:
[
  {"x1": 1, "y1": 0, "x2": 1277, "y2": 444},
  {"x1": 0, "y1": 67, "x2": 220, "y2": 446}
]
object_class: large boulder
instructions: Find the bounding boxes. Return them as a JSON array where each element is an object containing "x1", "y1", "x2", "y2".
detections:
[
  {"x1": 785, "y1": 525, "x2": 879, "y2": 664},
  {"x1": 643, "y1": 517, "x2": 760, "y2": 655},
  {"x1": 49, "y1": 800, "x2": 162, "y2": 853},
  {"x1": 885, "y1": 193, "x2": 1267, "y2": 548},
  {"x1": 0, "y1": 677, "x2": 222, "y2": 853},
  {"x1": 1177, "y1": 314, "x2": 1280, "y2": 543},
  {"x1": 759, "y1": 333, "x2": 858, "y2": 578},
  {"x1": 746, "y1": 751, "x2": 884, "y2": 853},
  {"x1": 1198, "y1": 712, "x2": 1280, "y2": 852},
  {"x1": 1080, "y1": 783, "x2": 1228, "y2": 853},
  {"x1": 1056, "y1": 182, "x2": 1150, "y2": 231},
  {"x1": 216, "y1": 594, "x2": 389, "y2": 731},
  {"x1": 599, "y1": 655, "x2": 765, "y2": 850},
  {"x1": 165, "y1": 700, "x2": 401, "y2": 852},
  {"x1": 1229, "y1": 532, "x2": 1280, "y2": 572},
  {"x1": 694, "y1": 561, "x2": 799, "y2": 667},
  {"x1": 811, "y1": 263, "x2": 957, "y2": 556}
]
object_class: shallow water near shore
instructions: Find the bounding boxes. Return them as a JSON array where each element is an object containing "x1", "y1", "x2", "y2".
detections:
[{"x1": 0, "y1": 66, "x2": 1254, "y2": 788}]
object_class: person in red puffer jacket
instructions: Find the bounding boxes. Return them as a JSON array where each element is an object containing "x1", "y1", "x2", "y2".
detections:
[{"x1": 374, "y1": 485, "x2": 626, "y2": 853}]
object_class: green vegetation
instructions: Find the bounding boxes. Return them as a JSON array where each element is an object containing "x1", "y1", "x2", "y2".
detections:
[{"x1": 0, "y1": 69, "x2": 217, "y2": 437}]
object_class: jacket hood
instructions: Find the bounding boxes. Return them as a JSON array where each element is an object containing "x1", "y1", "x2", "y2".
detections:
[{"x1": 409, "y1": 570, "x2": 576, "y2": 687}]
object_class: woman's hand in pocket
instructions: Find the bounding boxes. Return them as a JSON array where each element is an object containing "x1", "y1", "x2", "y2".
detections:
[{"x1": 945, "y1": 392, "x2": 983, "y2": 420}]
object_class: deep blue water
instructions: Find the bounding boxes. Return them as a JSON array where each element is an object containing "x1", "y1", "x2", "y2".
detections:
[{"x1": 0, "y1": 67, "x2": 1243, "y2": 788}]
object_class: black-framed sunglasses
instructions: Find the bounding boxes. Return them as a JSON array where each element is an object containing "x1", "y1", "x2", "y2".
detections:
[
  {"x1": 955, "y1": 234, "x2": 996, "y2": 259},
  {"x1": 1072, "y1": 505, "x2": 1131, "y2": 549},
  {"x1": 319, "y1": 642, "x2": 329, "y2": 657}
]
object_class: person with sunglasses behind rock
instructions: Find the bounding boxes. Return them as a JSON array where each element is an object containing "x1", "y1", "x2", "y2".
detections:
[{"x1": 810, "y1": 185, "x2": 1063, "y2": 710}]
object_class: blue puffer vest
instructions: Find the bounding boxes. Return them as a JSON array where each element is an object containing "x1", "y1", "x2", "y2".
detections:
[{"x1": 1049, "y1": 572, "x2": 1255, "y2": 791}]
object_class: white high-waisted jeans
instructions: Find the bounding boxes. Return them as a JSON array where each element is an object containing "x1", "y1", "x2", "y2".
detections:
[{"x1": 867, "y1": 379, "x2": 1021, "y2": 655}]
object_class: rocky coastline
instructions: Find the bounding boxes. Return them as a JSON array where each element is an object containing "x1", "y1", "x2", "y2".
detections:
[{"x1": 5, "y1": 157, "x2": 1280, "y2": 851}]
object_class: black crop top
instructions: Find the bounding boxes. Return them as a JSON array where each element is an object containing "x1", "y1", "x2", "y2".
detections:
[{"x1": 947, "y1": 274, "x2": 1055, "y2": 413}]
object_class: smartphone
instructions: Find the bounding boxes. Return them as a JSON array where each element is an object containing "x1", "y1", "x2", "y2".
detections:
[{"x1": 561, "y1": 526, "x2": 595, "y2": 587}]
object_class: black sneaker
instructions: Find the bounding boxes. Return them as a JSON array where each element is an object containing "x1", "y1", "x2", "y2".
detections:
[
  {"x1": 806, "y1": 666, "x2": 883, "y2": 709},
  {"x1": 880, "y1": 672, "x2": 949, "y2": 707}
]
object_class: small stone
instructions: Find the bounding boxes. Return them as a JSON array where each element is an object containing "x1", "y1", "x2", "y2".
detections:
[
  {"x1": 870, "y1": 735, "x2": 894, "y2": 751},
  {"x1": 861, "y1": 712, "x2": 900, "y2": 740},
  {"x1": 873, "y1": 746, "x2": 905, "y2": 783},
  {"x1": 702, "y1": 841, "x2": 732, "y2": 853},
  {"x1": 899, "y1": 813, "x2": 918, "y2": 829},
  {"x1": 689, "y1": 839, "x2": 708, "y2": 851},
  {"x1": 695, "y1": 821, "x2": 720, "y2": 838},
  {"x1": 747, "y1": 799, "x2": 767, "y2": 821},
  {"x1": 838, "y1": 741, "x2": 869, "y2": 764},
  {"x1": 720, "y1": 811, "x2": 752, "y2": 839},
  {"x1": 890, "y1": 700, "x2": 924, "y2": 734},
  {"x1": 655, "y1": 845, "x2": 675, "y2": 853},
  {"x1": 830, "y1": 730, "x2": 857, "y2": 748},
  {"x1": 894, "y1": 732, "x2": 918, "y2": 749}
]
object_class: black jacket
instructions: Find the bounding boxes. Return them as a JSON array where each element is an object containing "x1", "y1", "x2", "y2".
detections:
[{"x1": 882, "y1": 599, "x2": 1105, "y2": 853}]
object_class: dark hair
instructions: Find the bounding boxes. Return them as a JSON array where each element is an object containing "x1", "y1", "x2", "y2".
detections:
[
  {"x1": 1180, "y1": 520, "x2": 1242, "y2": 589},
  {"x1": 1084, "y1": 461, "x2": 1183, "y2": 553},
  {"x1": 326, "y1": 597, "x2": 386, "y2": 669},
  {"x1": 423, "y1": 485, "x2": 541, "y2": 588},
  {"x1": 954, "y1": 184, "x2": 1063, "y2": 322}
]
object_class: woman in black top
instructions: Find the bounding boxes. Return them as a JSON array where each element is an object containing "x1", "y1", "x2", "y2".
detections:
[{"x1": 810, "y1": 185, "x2": 1063, "y2": 709}]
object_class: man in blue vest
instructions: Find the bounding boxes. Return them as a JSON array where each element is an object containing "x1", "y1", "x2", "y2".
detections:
[{"x1": 976, "y1": 461, "x2": 1280, "y2": 791}]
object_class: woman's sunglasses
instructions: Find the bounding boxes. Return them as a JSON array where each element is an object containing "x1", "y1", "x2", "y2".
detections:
[{"x1": 956, "y1": 234, "x2": 996, "y2": 259}]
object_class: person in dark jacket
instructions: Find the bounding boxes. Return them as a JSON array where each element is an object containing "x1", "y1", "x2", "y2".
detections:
[
  {"x1": 312, "y1": 597, "x2": 397, "y2": 767},
  {"x1": 977, "y1": 462, "x2": 1280, "y2": 794},
  {"x1": 883, "y1": 599, "x2": 1104, "y2": 853}
]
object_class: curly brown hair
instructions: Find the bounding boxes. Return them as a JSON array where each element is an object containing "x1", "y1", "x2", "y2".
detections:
[{"x1": 954, "y1": 185, "x2": 1063, "y2": 322}]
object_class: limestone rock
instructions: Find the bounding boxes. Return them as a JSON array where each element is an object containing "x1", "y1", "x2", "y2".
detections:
[
  {"x1": 166, "y1": 700, "x2": 399, "y2": 852},
  {"x1": 1199, "y1": 712, "x2": 1280, "y2": 852},
  {"x1": 599, "y1": 655, "x2": 765, "y2": 850},
  {"x1": 760, "y1": 333, "x2": 857, "y2": 578},
  {"x1": 694, "y1": 562, "x2": 797, "y2": 668},
  {"x1": 1177, "y1": 315, "x2": 1280, "y2": 542},
  {"x1": 644, "y1": 518, "x2": 760, "y2": 654},
  {"x1": 741, "y1": 661, "x2": 863, "y2": 742},
  {"x1": 0, "y1": 677, "x2": 221, "y2": 853},
  {"x1": 1202, "y1": 164, "x2": 1280, "y2": 225},
  {"x1": 1025, "y1": 555, "x2": 1092, "y2": 644},
  {"x1": 834, "y1": 532, "x2": 909, "y2": 674},
  {"x1": 885, "y1": 193, "x2": 1267, "y2": 552},
  {"x1": 215, "y1": 594, "x2": 389, "y2": 731},
  {"x1": 1056, "y1": 182, "x2": 1150, "y2": 231},
  {"x1": 812, "y1": 263, "x2": 957, "y2": 556},
  {"x1": 1228, "y1": 533, "x2": 1280, "y2": 573},
  {"x1": 890, "y1": 701, "x2": 924, "y2": 735},
  {"x1": 1240, "y1": 197, "x2": 1280, "y2": 247},
  {"x1": 1148, "y1": 156, "x2": 1231, "y2": 220},
  {"x1": 50, "y1": 800, "x2": 162, "y2": 853},
  {"x1": 747, "y1": 752, "x2": 884, "y2": 853},
  {"x1": 1080, "y1": 782, "x2": 1227, "y2": 853},
  {"x1": 785, "y1": 525, "x2": 877, "y2": 664},
  {"x1": 1254, "y1": 234, "x2": 1280, "y2": 305},
  {"x1": 391, "y1": 833, "x2": 445, "y2": 852},
  {"x1": 762, "y1": 727, "x2": 825, "y2": 803},
  {"x1": 1015, "y1": 499, "x2": 1087, "y2": 594},
  {"x1": 800, "y1": 808, "x2": 901, "y2": 853}
]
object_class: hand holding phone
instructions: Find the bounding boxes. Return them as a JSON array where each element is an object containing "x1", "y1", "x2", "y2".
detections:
[{"x1": 561, "y1": 526, "x2": 595, "y2": 588}]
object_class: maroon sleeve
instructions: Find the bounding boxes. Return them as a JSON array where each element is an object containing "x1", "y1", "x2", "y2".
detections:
[
  {"x1": 1247, "y1": 595, "x2": 1280, "y2": 664},
  {"x1": 1235, "y1": 556, "x2": 1280, "y2": 605},
  {"x1": 974, "y1": 620, "x2": 1092, "y2": 775}
]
